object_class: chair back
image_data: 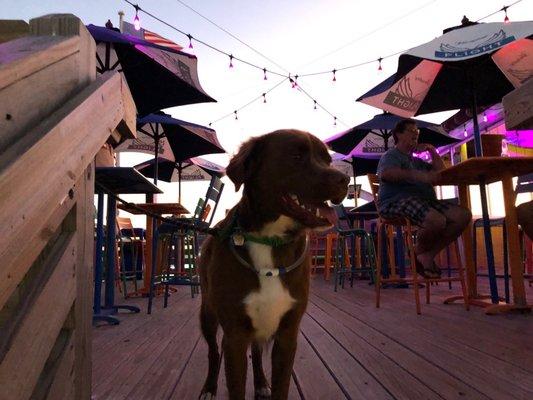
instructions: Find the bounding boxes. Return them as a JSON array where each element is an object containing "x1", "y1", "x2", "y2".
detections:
[
  {"x1": 197, "y1": 175, "x2": 224, "y2": 226},
  {"x1": 333, "y1": 204, "x2": 353, "y2": 230},
  {"x1": 516, "y1": 173, "x2": 533, "y2": 195},
  {"x1": 367, "y1": 173, "x2": 380, "y2": 205},
  {"x1": 116, "y1": 216, "x2": 135, "y2": 236}
]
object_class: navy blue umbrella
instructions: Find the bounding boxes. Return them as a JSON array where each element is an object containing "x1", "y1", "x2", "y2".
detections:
[
  {"x1": 325, "y1": 112, "x2": 458, "y2": 156},
  {"x1": 134, "y1": 156, "x2": 225, "y2": 202},
  {"x1": 87, "y1": 25, "x2": 216, "y2": 116},
  {"x1": 115, "y1": 113, "x2": 225, "y2": 189}
]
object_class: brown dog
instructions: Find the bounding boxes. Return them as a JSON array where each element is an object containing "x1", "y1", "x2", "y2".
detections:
[{"x1": 198, "y1": 129, "x2": 349, "y2": 400}]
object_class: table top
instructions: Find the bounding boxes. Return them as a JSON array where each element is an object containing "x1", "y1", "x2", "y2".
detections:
[
  {"x1": 118, "y1": 202, "x2": 189, "y2": 215},
  {"x1": 95, "y1": 167, "x2": 162, "y2": 194},
  {"x1": 436, "y1": 156, "x2": 533, "y2": 186}
]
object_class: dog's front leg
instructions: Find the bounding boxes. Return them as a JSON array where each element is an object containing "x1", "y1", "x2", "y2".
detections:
[
  {"x1": 222, "y1": 333, "x2": 249, "y2": 400},
  {"x1": 271, "y1": 312, "x2": 300, "y2": 400}
]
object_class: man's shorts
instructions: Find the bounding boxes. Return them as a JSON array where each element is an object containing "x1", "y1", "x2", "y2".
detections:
[{"x1": 378, "y1": 197, "x2": 453, "y2": 227}]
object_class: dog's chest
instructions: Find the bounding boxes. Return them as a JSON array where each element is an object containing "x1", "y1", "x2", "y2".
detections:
[{"x1": 243, "y1": 242, "x2": 296, "y2": 341}]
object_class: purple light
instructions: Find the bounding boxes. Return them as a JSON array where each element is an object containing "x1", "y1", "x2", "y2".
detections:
[
  {"x1": 483, "y1": 112, "x2": 488, "y2": 123},
  {"x1": 463, "y1": 130, "x2": 468, "y2": 137},
  {"x1": 133, "y1": 13, "x2": 141, "y2": 30}
]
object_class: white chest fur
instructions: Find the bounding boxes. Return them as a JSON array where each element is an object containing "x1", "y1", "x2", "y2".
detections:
[{"x1": 242, "y1": 217, "x2": 297, "y2": 341}]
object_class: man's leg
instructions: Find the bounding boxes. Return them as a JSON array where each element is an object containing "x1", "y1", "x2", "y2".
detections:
[
  {"x1": 517, "y1": 201, "x2": 533, "y2": 240},
  {"x1": 416, "y1": 205, "x2": 471, "y2": 269}
]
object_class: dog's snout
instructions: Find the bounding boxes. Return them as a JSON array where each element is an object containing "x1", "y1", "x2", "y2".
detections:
[{"x1": 330, "y1": 170, "x2": 350, "y2": 186}]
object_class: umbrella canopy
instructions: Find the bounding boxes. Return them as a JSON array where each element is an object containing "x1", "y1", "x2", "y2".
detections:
[
  {"x1": 115, "y1": 113, "x2": 225, "y2": 160},
  {"x1": 115, "y1": 113, "x2": 225, "y2": 188},
  {"x1": 332, "y1": 153, "x2": 380, "y2": 177},
  {"x1": 87, "y1": 24, "x2": 216, "y2": 116},
  {"x1": 325, "y1": 113, "x2": 458, "y2": 156},
  {"x1": 357, "y1": 20, "x2": 533, "y2": 155},
  {"x1": 135, "y1": 157, "x2": 225, "y2": 182},
  {"x1": 134, "y1": 156, "x2": 225, "y2": 202}
]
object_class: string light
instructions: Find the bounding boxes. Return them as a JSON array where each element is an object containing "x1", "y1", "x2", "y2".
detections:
[
  {"x1": 483, "y1": 112, "x2": 488, "y2": 123},
  {"x1": 332, "y1": 69, "x2": 337, "y2": 82},
  {"x1": 263, "y1": 68, "x2": 268, "y2": 80},
  {"x1": 503, "y1": 6, "x2": 510, "y2": 23},
  {"x1": 234, "y1": 110, "x2": 238, "y2": 120},
  {"x1": 262, "y1": 93, "x2": 267, "y2": 103},
  {"x1": 289, "y1": 74, "x2": 298, "y2": 88},
  {"x1": 463, "y1": 124, "x2": 468, "y2": 137},
  {"x1": 229, "y1": 54, "x2": 234, "y2": 68},
  {"x1": 377, "y1": 57, "x2": 383, "y2": 71},
  {"x1": 313, "y1": 100, "x2": 317, "y2": 110},
  {"x1": 333, "y1": 116, "x2": 337, "y2": 126},
  {"x1": 187, "y1": 34, "x2": 193, "y2": 49},
  {"x1": 133, "y1": 4, "x2": 141, "y2": 30}
]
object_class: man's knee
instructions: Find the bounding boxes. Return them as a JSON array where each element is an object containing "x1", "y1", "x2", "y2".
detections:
[
  {"x1": 446, "y1": 205, "x2": 471, "y2": 228},
  {"x1": 421, "y1": 210, "x2": 446, "y2": 232},
  {"x1": 517, "y1": 201, "x2": 532, "y2": 226}
]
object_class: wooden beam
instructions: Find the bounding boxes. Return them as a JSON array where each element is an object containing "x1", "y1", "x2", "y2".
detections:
[
  {"x1": 0, "y1": 234, "x2": 77, "y2": 400},
  {"x1": 0, "y1": 71, "x2": 135, "y2": 309},
  {"x1": 0, "y1": 20, "x2": 29, "y2": 43},
  {"x1": 73, "y1": 163, "x2": 94, "y2": 399},
  {"x1": 503, "y1": 78, "x2": 533, "y2": 130}
]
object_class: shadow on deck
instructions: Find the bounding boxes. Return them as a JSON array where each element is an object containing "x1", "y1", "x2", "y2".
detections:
[{"x1": 92, "y1": 277, "x2": 533, "y2": 399}]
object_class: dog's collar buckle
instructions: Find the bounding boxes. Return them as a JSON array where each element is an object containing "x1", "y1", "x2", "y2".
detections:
[{"x1": 232, "y1": 233, "x2": 245, "y2": 246}]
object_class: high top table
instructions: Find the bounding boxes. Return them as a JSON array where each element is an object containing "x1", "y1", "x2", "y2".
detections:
[
  {"x1": 436, "y1": 156, "x2": 533, "y2": 315},
  {"x1": 94, "y1": 167, "x2": 162, "y2": 325},
  {"x1": 117, "y1": 202, "x2": 189, "y2": 298}
]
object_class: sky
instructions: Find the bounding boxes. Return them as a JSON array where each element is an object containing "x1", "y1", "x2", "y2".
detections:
[{"x1": 3, "y1": 0, "x2": 531, "y2": 223}]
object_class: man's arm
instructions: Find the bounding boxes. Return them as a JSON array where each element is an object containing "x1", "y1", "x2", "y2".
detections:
[
  {"x1": 418, "y1": 144, "x2": 445, "y2": 171},
  {"x1": 380, "y1": 167, "x2": 439, "y2": 184}
]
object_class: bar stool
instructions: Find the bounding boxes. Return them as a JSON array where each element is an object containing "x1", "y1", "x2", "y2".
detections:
[{"x1": 368, "y1": 174, "x2": 469, "y2": 314}]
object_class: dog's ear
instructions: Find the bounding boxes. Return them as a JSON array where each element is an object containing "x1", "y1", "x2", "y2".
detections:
[{"x1": 226, "y1": 137, "x2": 261, "y2": 191}]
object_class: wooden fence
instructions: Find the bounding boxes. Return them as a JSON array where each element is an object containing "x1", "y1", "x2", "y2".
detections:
[{"x1": 0, "y1": 14, "x2": 136, "y2": 399}]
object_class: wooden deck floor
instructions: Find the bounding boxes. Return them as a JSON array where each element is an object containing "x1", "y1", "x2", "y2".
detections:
[{"x1": 92, "y1": 277, "x2": 533, "y2": 400}]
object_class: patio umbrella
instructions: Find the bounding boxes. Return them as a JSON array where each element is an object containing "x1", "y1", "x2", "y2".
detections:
[
  {"x1": 325, "y1": 112, "x2": 458, "y2": 156},
  {"x1": 87, "y1": 24, "x2": 216, "y2": 116},
  {"x1": 357, "y1": 20, "x2": 533, "y2": 156},
  {"x1": 357, "y1": 20, "x2": 533, "y2": 303},
  {"x1": 332, "y1": 153, "x2": 381, "y2": 206},
  {"x1": 115, "y1": 113, "x2": 225, "y2": 187},
  {"x1": 134, "y1": 156, "x2": 225, "y2": 202}
]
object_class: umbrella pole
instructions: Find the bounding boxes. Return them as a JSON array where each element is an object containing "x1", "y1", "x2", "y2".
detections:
[
  {"x1": 471, "y1": 81, "x2": 499, "y2": 304},
  {"x1": 178, "y1": 164, "x2": 182, "y2": 204},
  {"x1": 351, "y1": 159, "x2": 357, "y2": 208}
]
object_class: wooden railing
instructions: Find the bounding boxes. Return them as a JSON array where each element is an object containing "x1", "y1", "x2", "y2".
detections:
[{"x1": 0, "y1": 14, "x2": 136, "y2": 399}]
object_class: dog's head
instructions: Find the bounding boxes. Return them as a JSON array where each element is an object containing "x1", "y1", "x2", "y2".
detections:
[{"x1": 226, "y1": 129, "x2": 349, "y2": 231}]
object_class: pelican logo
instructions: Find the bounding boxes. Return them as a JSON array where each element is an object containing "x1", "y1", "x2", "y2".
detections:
[
  {"x1": 159, "y1": 51, "x2": 194, "y2": 85},
  {"x1": 435, "y1": 30, "x2": 515, "y2": 58},
  {"x1": 126, "y1": 138, "x2": 166, "y2": 154},
  {"x1": 362, "y1": 138, "x2": 388, "y2": 153},
  {"x1": 383, "y1": 76, "x2": 422, "y2": 112}
]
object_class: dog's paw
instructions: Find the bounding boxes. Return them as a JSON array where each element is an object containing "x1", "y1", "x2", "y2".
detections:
[
  {"x1": 254, "y1": 386, "x2": 271, "y2": 400},
  {"x1": 198, "y1": 391, "x2": 216, "y2": 400}
]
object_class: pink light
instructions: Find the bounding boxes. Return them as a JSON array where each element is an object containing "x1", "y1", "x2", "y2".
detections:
[
  {"x1": 133, "y1": 13, "x2": 141, "y2": 30},
  {"x1": 483, "y1": 112, "x2": 488, "y2": 123}
]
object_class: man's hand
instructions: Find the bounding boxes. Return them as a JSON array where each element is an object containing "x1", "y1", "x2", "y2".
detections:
[{"x1": 415, "y1": 143, "x2": 437, "y2": 153}]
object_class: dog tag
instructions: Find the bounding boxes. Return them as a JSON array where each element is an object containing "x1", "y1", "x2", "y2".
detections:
[{"x1": 232, "y1": 233, "x2": 245, "y2": 246}]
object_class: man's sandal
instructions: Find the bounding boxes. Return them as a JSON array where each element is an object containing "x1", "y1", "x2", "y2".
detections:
[{"x1": 415, "y1": 257, "x2": 441, "y2": 279}]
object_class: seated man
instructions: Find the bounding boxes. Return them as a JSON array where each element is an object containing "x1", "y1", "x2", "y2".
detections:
[
  {"x1": 517, "y1": 200, "x2": 533, "y2": 239},
  {"x1": 377, "y1": 119, "x2": 472, "y2": 278}
]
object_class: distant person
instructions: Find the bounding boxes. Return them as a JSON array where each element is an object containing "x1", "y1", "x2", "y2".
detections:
[
  {"x1": 517, "y1": 200, "x2": 533, "y2": 239},
  {"x1": 377, "y1": 119, "x2": 471, "y2": 278}
]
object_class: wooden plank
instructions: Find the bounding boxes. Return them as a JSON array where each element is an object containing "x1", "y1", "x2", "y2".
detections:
[
  {"x1": 306, "y1": 298, "x2": 462, "y2": 400},
  {"x1": 0, "y1": 20, "x2": 29, "y2": 43},
  {"x1": 312, "y1": 289, "x2": 533, "y2": 399},
  {"x1": 0, "y1": 71, "x2": 135, "y2": 310},
  {"x1": 503, "y1": 77, "x2": 533, "y2": 130},
  {"x1": 299, "y1": 315, "x2": 394, "y2": 399},
  {"x1": 45, "y1": 331, "x2": 76, "y2": 400},
  {"x1": 73, "y1": 164, "x2": 94, "y2": 400},
  {"x1": 0, "y1": 234, "x2": 77, "y2": 400},
  {"x1": 125, "y1": 314, "x2": 201, "y2": 399},
  {"x1": 92, "y1": 302, "x2": 200, "y2": 399}
]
